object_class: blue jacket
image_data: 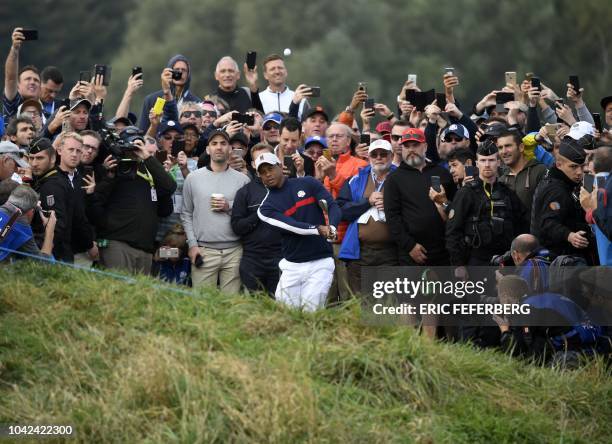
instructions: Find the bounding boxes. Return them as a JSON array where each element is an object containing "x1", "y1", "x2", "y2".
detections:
[
  {"x1": 592, "y1": 173, "x2": 612, "y2": 265},
  {"x1": 139, "y1": 54, "x2": 201, "y2": 132},
  {"x1": 337, "y1": 165, "x2": 397, "y2": 260},
  {"x1": 258, "y1": 176, "x2": 340, "y2": 263}
]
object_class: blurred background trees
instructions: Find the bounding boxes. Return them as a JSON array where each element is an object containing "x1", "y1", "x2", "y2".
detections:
[{"x1": 2, "y1": 0, "x2": 610, "y2": 118}]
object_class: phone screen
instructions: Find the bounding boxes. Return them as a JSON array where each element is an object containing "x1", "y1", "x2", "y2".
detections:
[
  {"x1": 436, "y1": 93, "x2": 447, "y2": 110},
  {"x1": 21, "y1": 29, "x2": 38, "y2": 40},
  {"x1": 465, "y1": 166, "x2": 478, "y2": 178},
  {"x1": 365, "y1": 98, "x2": 375, "y2": 110},
  {"x1": 360, "y1": 134, "x2": 370, "y2": 145},
  {"x1": 309, "y1": 86, "x2": 321, "y2": 97},
  {"x1": 531, "y1": 77, "x2": 541, "y2": 91},
  {"x1": 155, "y1": 150, "x2": 168, "y2": 163},
  {"x1": 592, "y1": 113, "x2": 602, "y2": 132},
  {"x1": 431, "y1": 176, "x2": 441, "y2": 192},
  {"x1": 569, "y1": 75, "x2": 580, "y2": 92},
  {"x1": 79, "y1": 71, "x2": 91, "y2": 83},
  {"x1": 583, "y1": 174, "x2": 595, "y2": 193},
  {"x1": 246, "y1": 51, "x2": 257, "y2": 70}
]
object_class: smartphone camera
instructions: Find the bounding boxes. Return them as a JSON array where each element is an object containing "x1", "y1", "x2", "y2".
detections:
[
  {"x1": 132, "y1": 66, "x2": 143, "y2": 78},
  {"x1": 308, "y1": 86, "x2": 321, "y2": 97}
]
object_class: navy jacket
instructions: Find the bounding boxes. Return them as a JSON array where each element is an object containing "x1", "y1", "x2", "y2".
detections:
[{"x1": 258, "y1": 176, "x2": 340, "y2": 263}]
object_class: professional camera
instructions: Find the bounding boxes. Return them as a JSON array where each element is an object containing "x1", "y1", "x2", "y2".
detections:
[
  {"x1": 490, "y1": 251, "x2": 514, "y2": 267},
  {"x1": 99, "y1": 124, "x2": 144, "y2": 159}
]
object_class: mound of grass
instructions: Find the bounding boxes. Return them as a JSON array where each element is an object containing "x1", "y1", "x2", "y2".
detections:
[{"x1": 1, "y1": 262, "x2": 610, "y2": 443}]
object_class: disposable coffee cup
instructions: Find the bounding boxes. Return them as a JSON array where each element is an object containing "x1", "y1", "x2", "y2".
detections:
[{"x1": 211, "y1": 193, "x2": 224, "y2": 209}]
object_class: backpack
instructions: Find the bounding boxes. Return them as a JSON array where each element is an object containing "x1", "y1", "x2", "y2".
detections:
[{"x1": 548, "y1": 255, "x2": 587, "y2": 299}]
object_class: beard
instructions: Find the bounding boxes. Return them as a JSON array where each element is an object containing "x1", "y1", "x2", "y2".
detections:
[
  {"x1": 404, "y1": 152, "x2": 425, "y2": 167},
  {"x1": 372, "y1": 163, "x2": 390, "y2": 176}
]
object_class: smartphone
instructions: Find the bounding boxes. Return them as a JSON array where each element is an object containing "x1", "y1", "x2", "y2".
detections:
[
  {"x1": 246, "y1": 51, "x2": 257, "y2": 70},
  {"x1": 153, "y1": 97, "x2": 166, "y2": 115},
  {"x1": 358, "y1": 82, "x2": 367, "y2": 93},
  {"x1": 233, "y1": 148, "x2": 244, "y2": 158},
  {"x1": 132, "y1": 66, "x2": 143, "y2": 78},
  {"x1": 545, "y1": 123, "x2": 561, "y2": 138},
  {"x1": 83, "y1": 165, "x2": 94, "y2": 177},
  {"x1": 360, "y1": 134, "x2": 370, "y2": 145},
  {"x1": 505, "y1": 71, "x2": 517, "y2": 86},
  {"x1": 171, "y1": 69, "x2": 182, "y2": 81},
  {"x1": 21, "y1": 29, "x2": 38, "y2": 40},
  {"x1": 405, "y1": 89, "x2": 417, "y2": 103},
  {"x1": 159, "y1": 247, "x2": 180, "y2": 259},
  {"x1": 322, "y1": 149, "x2": 332, "y2": 161},
  {"x1": 79, "y1": 71, "x2": 91, "y2": 84},
  {"x1": 171, "y1": 138, "x2": 185, "y2": 156},
  {"x1": 308, "y1": 86, "x2": 321, "y2": 97},
  {"x1": 365, "y1": 98, "x2": 375, "y2": 110},
  {"x1": 155, "y1": 150, "x2": 168, "y2": 163},
  {"x1": 444, "y1": 67, "x2": 454, "y2": 76},
  {"x1": 465, "y1": 165, "x2": 478, "y2": 178},
  {"x1": 234, "y1": 113, "x2": 255, "y2": 125},
  {"x1": 531, "y1": 77, "x2": 541, "y2": 91},
  {"x1": 194, "y1": 254, "x2": 204, "y2": 268},
  {"x1": 556, "y1": 98, "x2": 565, "y2": 107},
  {"x1": 583, "y1": 173, "x2": 595, "y2": 193},
  {"x1": 569, "y1": 75, "x2": 580, "y2": 92},
  {"x1": 431, "y1": 175, "x2": 441, "y2": 192},
  {"x1": 94, "y1": 64, "x2": 112, "y2": 86},
  {"x1": 592, "y1": 113, "x2": 602, "y2": 132},
  {"x1": 407, "y1": 73, "x2": 417, "y2": 83},
  {"x1": 283, "y1": 155, "x2": 294, "y2": 171},
  {"x1": 596, "y1": 176, "x2": 607, "y2": 189},
  {"x1": 436, "y1": 93, "x2": 447, "y2": 110},
  {"x1": 495, "y1": 92, "x2": 515, "y2": 104},
  {"x1": 61, "y1": 98, "x2": 70, "y2": 109}
]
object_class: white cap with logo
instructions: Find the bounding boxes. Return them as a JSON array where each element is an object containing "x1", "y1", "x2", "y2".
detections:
[{"x1": 255, "y1": 152, "x2": 281, "y2": 171}]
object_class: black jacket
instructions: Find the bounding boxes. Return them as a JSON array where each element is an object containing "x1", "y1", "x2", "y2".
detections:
[
  {"x1": 231, "y1": 176, "x2": 282, "y2": 260},
  {"x1": 215, "y1": 86, "x2": 264, "y2": 114},
  {"x1": 35, "y1": 167, "x2": 94, "y2": 262},
  {"x1": 384, "y1": 161, "x2": 456, "y2": 265},
  {"x1": 530, "y1": 167, "x2": 595, "y2": 262},
  {"x1": 88, "y1": 157, "x2": 176, "y2": 253}
]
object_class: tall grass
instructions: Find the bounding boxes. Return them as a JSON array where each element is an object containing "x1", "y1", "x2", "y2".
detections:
[{"x1": 0, "y1": 262, "x2": 610, "y2": 443}]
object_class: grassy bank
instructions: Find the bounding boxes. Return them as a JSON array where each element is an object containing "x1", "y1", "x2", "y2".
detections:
[{"x1": 0, "y1": 261, "x2": 610, "y2": 443}]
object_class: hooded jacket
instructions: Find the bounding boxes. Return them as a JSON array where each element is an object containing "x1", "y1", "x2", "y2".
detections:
[
  {"x1": 139, "y1": 55, "x2": 201, "y2": 132},
  {"x1": 500, "y1": 158, "x2": 547, "y2": 217}
]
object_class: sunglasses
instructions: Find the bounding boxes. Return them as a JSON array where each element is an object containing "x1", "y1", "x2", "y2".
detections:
[
  {"x1": 369, "y1": 151, "x2": 390, "y2": 158},
  {"x1": 445, "y1": 135, "x2": 465, "y2": 143},
  {"x1": 202, "y1": 110, "x2": 218, "y2": 118},
  {"x1": 162, "y1": 134, "x2": 179, "y2": 141},
  {"x1": 263, "y1": 123, "x2": 279, "y2": 131},
  {"x1": 391, "y1": 135, "x2": 402, "y2": 141},
  {"x1": 181, "y1": 111, "x2": 202, "y2": 118}
]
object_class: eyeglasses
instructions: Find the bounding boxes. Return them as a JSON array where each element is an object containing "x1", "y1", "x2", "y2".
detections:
[
  {"x1": 181, "y1": 111, "x2": 202, "y2": 119},
  {"x1": 445, "y1": 135, "x2": 465, "y2": 143},
  {"x1": 391, "y1": 135, "x2": 402, "y2": 141},
  {"x1": 263, "y1": 123, "x2": 279, "y2": 131},
  {"x1": 369, "y1": 151, "x2": 390, "y2": 158},
  {"x1": 162, "y1": 134, "x2": 179, "y2": 141}
]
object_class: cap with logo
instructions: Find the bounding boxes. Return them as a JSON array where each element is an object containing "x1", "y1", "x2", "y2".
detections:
[
  {"x1": 401, "y1": 128, "x2": 426, "y2": 144},
  {"x1": 442, "y1": 123, "x2": 470, "y2": 141},
  {"x1": 29, "y1": 137, "x2": 54, "y2": 155},
  {"x1": 0, "y1": 141, "x2": 29, "y2": 168},
  {"x1": 368, "y1": 139, "x2": 393, "y2": 153},
  {"x1": 262, "y1": 112, "x2": 283, "y2": 127},
  {"x1": 303, "y1": 106, "x2": 329, "y2": 122},
  {"x1": 255, "y1": 152, "x2": 281, "y2": 171},
  {"x1": 17, "y1": 98, "x2": 43, "y2": 116},
  {"x1": 157, "y1": 120, "x2": 184, "y2": 136},
  {"x1": 304, "y1": 135, "x2": 327, "y2": 149}
]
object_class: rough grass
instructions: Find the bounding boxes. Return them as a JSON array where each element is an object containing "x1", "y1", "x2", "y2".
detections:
[{"x1": 0, "y1": 261, "x2": 610, "y2": 443}]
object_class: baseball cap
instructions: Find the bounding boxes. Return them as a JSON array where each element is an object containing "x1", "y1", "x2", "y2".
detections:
[
  {"x1": 254, "y1": 152, "x2": 281, "y2": 171},
  {"x1": 69, "y1": 98, "x2": 92, "y2": 111},
  {"x1": 368, "y1": 139, "x2": 392, "y2": 153},
  {"x1": 303, "y1": 106, "x2": 329, "y2": 122},
  {"x1": 567, "y1": 121, "x2": 594, "y2": 141},
  {"x1": 375, "y1": 121, "x2": 392, "y2": 135},
  {"x1": 262, "y1": 112, "x2": 282, "y2": 127},
  {"x1": 304, "y1": 135, "x2": 327, "y2": 149},
  {"x1": 442, "y1": 123, "x2": 469, "y2": 141},
  {"x1": 157, "y1": 120, "x2": 183, "y2": 136},
  {"x1": 229, "y1": 132, "x2": 249, "y2": 147},
  {"x1": 0, "y1": 141, "x2": 29, "y2": 168},
  {"x1": 600, "y1": 96, "x2": 612, "y2": 110},
  {"x1": 476, "y1": 140, "x2": 499, "y2": 156},
  {"x1": 29, "y1": 137, "x2": 54, "y2": 155},
  {"x1": 207, "y1": 129, "x2": 230, "y2": 143},
  {"x1": 107, "y1": 116, "x2": 131, "y2": 127},
  {"x1": 480, "y1": 122, "x2": 507, "y2": 141},
  {"x1": 401, "y1": 128, "x2": 426, "y2": 144},
  {"x1": 17, "y1": 98, "x2": 43, "y2": 116}
]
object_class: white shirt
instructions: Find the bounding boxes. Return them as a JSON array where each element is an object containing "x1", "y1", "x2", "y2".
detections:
[{"x1": 259, "y1": 86, "x2": 306, "y2": 120}]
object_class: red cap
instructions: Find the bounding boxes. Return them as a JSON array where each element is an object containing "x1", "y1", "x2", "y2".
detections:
[
  {"x1": 375, "y1": 121, "x2": 392, "y2": 134},
  {"x1": 401, "y1": 128, "x2": 426, "y2": 144}
]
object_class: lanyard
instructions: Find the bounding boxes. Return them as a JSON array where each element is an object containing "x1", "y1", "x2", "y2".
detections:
[
  {"x1": 483, "y1": 182, "x2": 493, "y2": 218},
  {"x1": 137, "y1": 166, "x2": 154, "y2": 188}
]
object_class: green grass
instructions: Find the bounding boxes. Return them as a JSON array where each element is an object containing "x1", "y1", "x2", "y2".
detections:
[{"x1": 0, "y1": 261, "x2": 610, "y2": 443}]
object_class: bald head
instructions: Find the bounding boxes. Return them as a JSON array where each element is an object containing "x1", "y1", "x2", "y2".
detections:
[{"x1": 510, "y1": 234, "x2": 540, "y2": 265}]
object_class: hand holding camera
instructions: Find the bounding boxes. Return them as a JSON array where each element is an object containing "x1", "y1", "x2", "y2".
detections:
[
  {"x1": 293, "y1": 84, "x2": 312, "y2": 104},
  {"x1": 242, "y1": 62, "x2": 258, "y2": 92},
  {"x1": 555, "y1": 102, "x2": 577, "y2": 126},
  {"x1": 349, "y1": 88, "x2": 368, "y2": 112},
  {"x1": 127, "y1": 72, "x2": 144, "y2": 95},
  {"x1": 160, "y1": 68, "x2": 174, "y2": 96}
]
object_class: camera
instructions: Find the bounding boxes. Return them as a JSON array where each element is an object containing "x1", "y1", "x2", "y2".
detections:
[
  {"x1": 490, "y1": 251, "x2": 514, "y2": 267},
  {"x1": 171, "y1": 69, "x2": 183, "y2": 81},
  {"x1": 99, "y1": 124, "x2": 143, "y2": 159}
]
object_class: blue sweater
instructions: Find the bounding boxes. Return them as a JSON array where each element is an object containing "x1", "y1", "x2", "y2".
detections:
[
  {"x1": 337, "y1": 165, "x2": 397, "y2": 260},
  {"x1": 258, "y1": 176, "x2": 340, "y2": 263}
]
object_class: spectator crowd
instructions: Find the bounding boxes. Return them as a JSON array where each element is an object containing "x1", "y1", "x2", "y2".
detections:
[{"x1": 1, "y1": 27, "x2": 611, "y2": 364}]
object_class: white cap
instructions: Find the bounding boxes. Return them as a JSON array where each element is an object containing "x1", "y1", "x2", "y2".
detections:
[
  {"x1": 368, "y1": 139, "x2": 392, "y2": 153},
  {"x1": 0, "y1": 141, "x2": 29, "y2": 168},
  {"x1": 567, "y1": 121, "x2": 594, "y2": 140},
  {"x1": 255, "y1": 152, "x2": 281, "y2": 171}
]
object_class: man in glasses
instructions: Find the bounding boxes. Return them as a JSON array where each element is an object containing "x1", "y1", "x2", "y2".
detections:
[
  {"x1": 437, "y1": 124, "x2": 471, "y2": 169},
  {"x1": 337, "y1": 139, "x2": 398, "y2": 295},
  {"x1": 179, "y1": 102, "x2": 204, "y2": 132},
  {"x1": 390, "y1": 120, "x2": 411, "y2": 167},
  {"x1": 385, "y1": 128, "x2": 456, "y2": 266},
  {"x1": 156, "y1": 120, "x2": 183, "y2": 155},
  {"x1": 261, "y1": 112, "x2": 282, "y2": 146}
]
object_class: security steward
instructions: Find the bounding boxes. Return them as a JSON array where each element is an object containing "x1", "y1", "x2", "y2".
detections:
[
  {"x1": 530, "y1": 138, "x2": 596, "y2": 264},
  {"x1": 446, "y1": 140, "x2": 525, "y2": 266}
]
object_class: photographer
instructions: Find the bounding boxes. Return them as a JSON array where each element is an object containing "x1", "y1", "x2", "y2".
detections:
[{"x1": 89, "y1": 127, "x2": 176, "y2": 274}]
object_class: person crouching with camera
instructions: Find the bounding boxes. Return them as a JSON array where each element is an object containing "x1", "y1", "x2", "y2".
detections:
[
  {"x1": 155, "y1": 224, "x2": 191, "y2": 286},
  {"x1": 88, "y1": 127, "x2": 176, "y2": 274}
]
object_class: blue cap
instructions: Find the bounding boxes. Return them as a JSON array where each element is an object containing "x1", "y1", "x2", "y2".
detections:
[
  {"x1": 262, "y1": 112, "x2": 282, "y2": 127},
  {"x1": 304, "y1": 135, "x2": 327, "y2": 149},
  {"x1": 157, "y1": 120, "x2": 183, "y2": 136},
  {"x1": 442, "y1": 123, "x2": 469, "y2": 141}
]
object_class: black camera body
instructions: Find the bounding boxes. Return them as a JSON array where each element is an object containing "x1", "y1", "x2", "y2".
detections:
[{"x1": 171, "y1": 69, "x2": 183, "y2": 81}]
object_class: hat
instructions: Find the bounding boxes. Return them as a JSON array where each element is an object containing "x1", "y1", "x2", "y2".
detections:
[
  {"x1": 480, "y1": 122, "x2": 507, "y2": 141},
  {"x1": 303, "y1": 105, "x2": 329, "y2": 122},
  {"x1": 17, "y1": 98, "x2": 43, "y2": 115},
  {"x1": 108, "y1": 116, "x2": 131, "y2": 127},
  {"x1": 476, "y1": 140, "x2": 499, "y2": 156},
  {"x1": 442, "y1": 123, "x2": 469, "y2": 141},
  {"x1": 600, "y1": 96, "x2": 612, "y2": 110},
  {"x1": 559, "y1": 138, "x2": 586, "y2": 164},
  {"x1": 229, "y1": 132, "x2": 248, "y2": 147},
  {"x1": 262, "y1": 112, "x2": 282, "y2": 127},
  {"x1": 157, "y1": 120, "x2": 183, "y2": 136},
  {"x1": 0, "y1": 141, "x2": 29, "y2": 168},
  {"x1": 181, "y1": 123, "x2": 201, "y2": 134},
  {"x1": 400, "y1": 128, "x2": 426, "y2": 144},
  {"x1": 368, "y1": 139, "x2": 392, "y2": 153},
  {"x1": 29, "y1": 137, "x2": 54, "y2": 155},
  {"x1": 254, "y1": 152, "x2": 281, "y2": 171},
  {"x1": 304, "y1": 135, "x2": 327, "y2": 149},
  {"x1": 375, "y1": 121, "x2": 392, "y2": 135},
  {"x1": 567, "y1": 121, "x2": 594, "y2": 141},
  {"x1": 207, "y1": 129, "x2": 230, "y2": 143},
  {"x1": 69, "y1": 98, "x2": 92, "y2": 111}
]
